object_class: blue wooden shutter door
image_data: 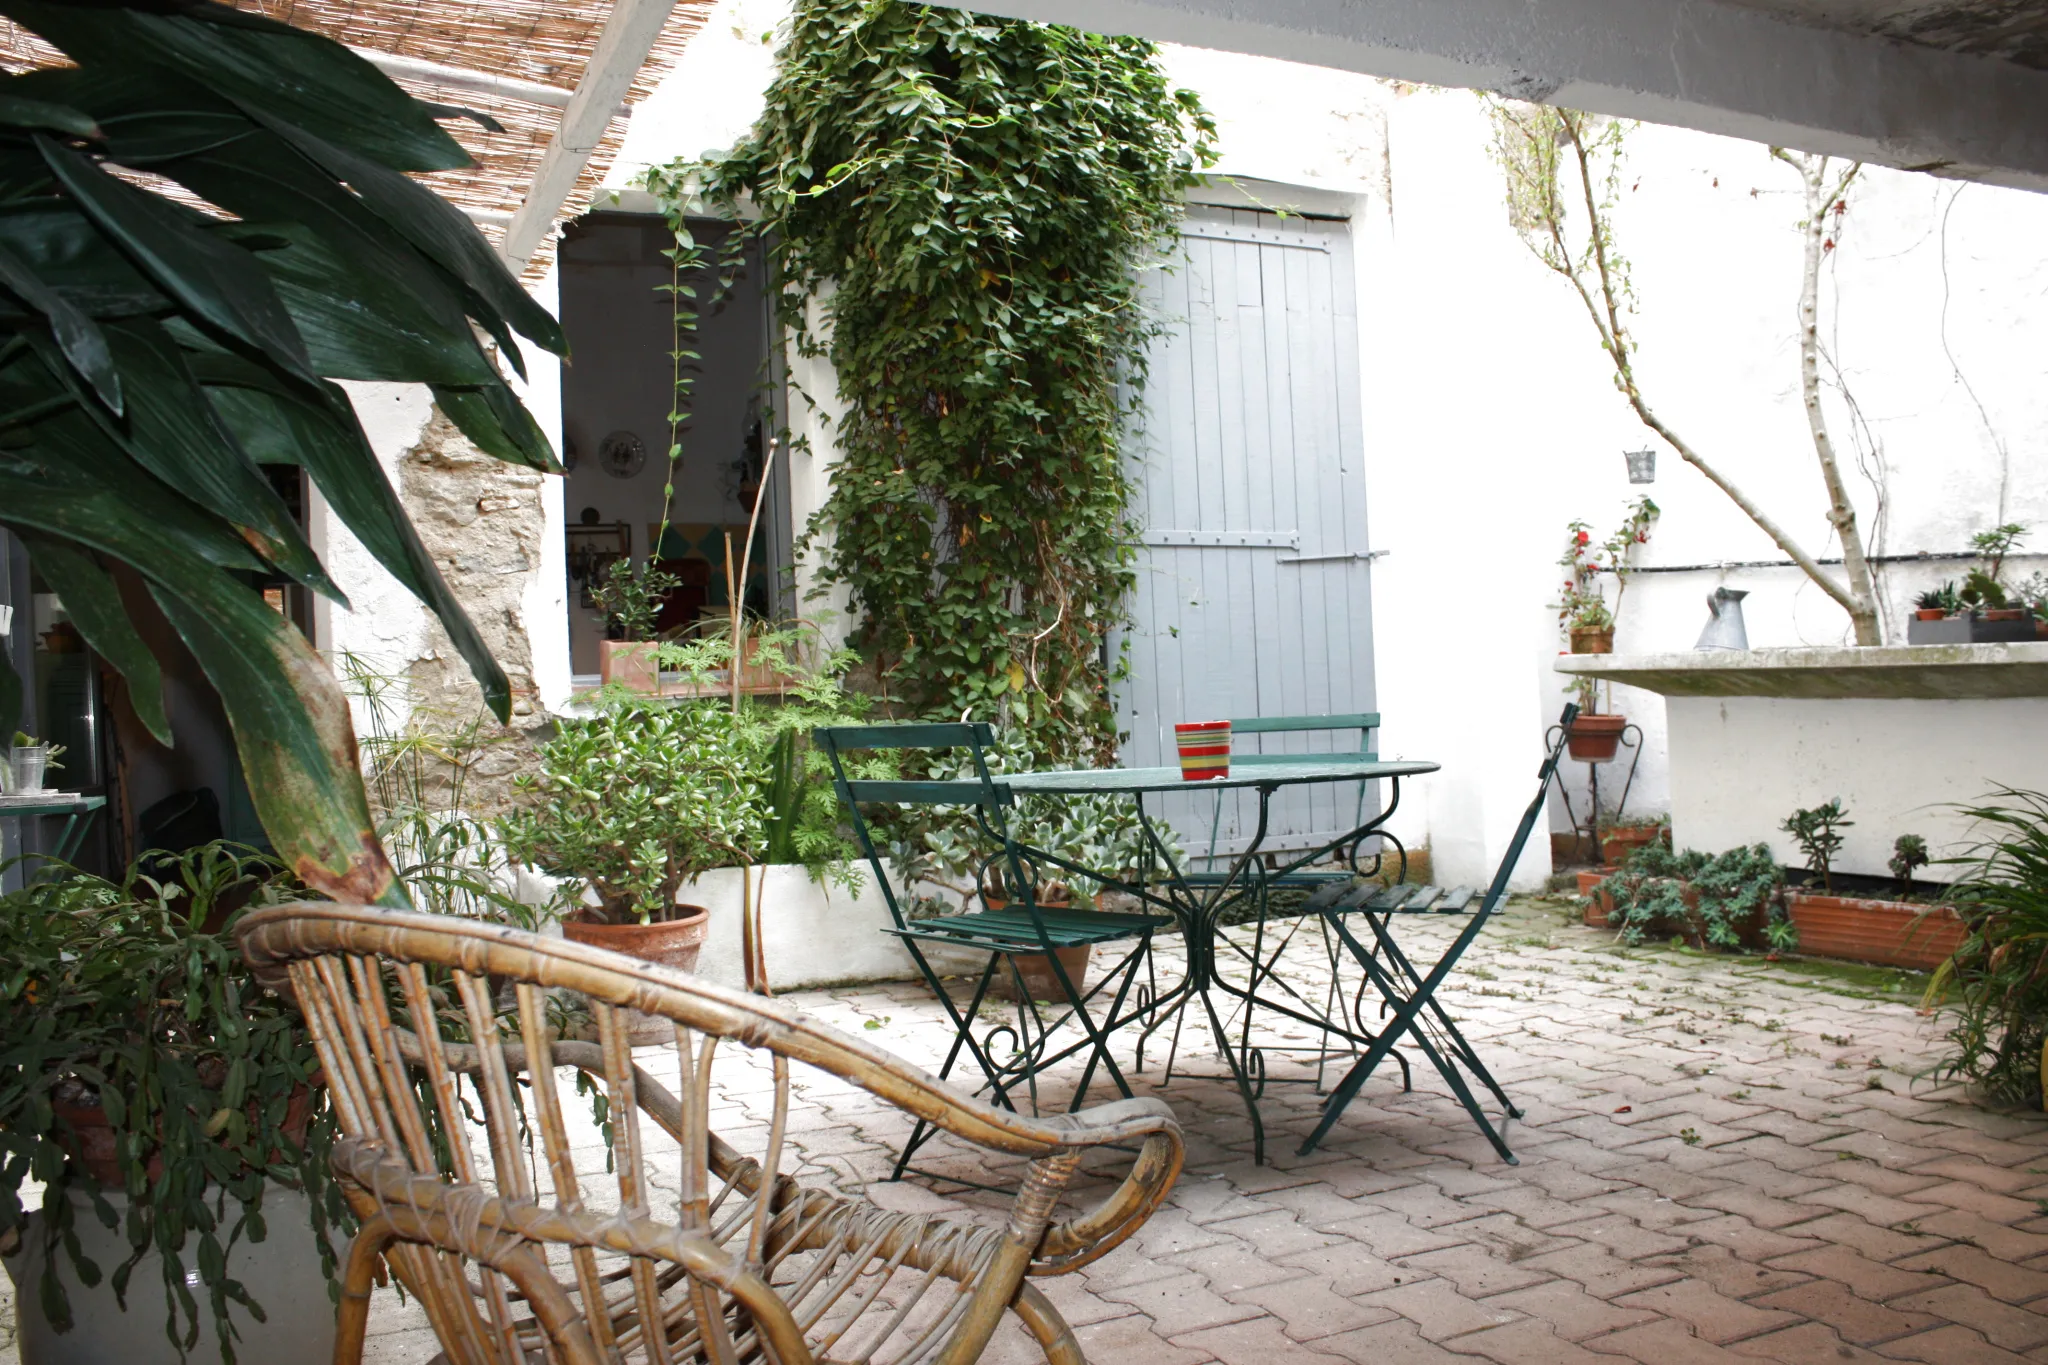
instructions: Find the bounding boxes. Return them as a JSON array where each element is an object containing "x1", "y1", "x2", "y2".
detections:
[{"x1": 1116, "y1": 206, "x2": 1378, "y2": 856}]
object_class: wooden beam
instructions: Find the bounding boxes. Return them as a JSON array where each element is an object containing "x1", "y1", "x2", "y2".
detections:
[{"x1": 499, "y1": 0, "x2": 678, "y2": 270}]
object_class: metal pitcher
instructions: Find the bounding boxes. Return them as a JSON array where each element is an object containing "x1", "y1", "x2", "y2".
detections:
[{"x1": 1695, "y1": 587, "x2": 1749, "y2": 651}]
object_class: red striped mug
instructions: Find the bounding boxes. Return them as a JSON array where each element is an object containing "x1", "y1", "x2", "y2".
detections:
[{"x1": 1174, "y1": 721, "x2": 1231, "y2": 781}]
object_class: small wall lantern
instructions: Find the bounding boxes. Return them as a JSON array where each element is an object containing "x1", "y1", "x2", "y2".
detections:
[{"x1": 1624, "y1": 447, "x2": 1657, "y2": 484}]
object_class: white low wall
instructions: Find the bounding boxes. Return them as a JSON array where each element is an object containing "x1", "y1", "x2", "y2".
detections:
[
  {"x1": 1667, "y1": 695, "x2": 2048, "y2": 880},
  {"x1": 681, "y1": 863, "x2": 920, "y2": 992}
]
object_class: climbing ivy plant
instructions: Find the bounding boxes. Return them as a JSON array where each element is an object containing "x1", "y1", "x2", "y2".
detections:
[{"x1": 647, "y1": 1, "x2": 1211, "y2": 762}]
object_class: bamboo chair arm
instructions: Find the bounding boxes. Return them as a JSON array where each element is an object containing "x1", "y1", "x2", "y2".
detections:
[{"x1": 1026, "y1": 1099, "x2": 1184, "y2": 1274}]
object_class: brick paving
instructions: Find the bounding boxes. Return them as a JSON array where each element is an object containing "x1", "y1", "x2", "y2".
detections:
[{"x1": 7, "y1": 895, "x2": 2048, "y2": 1362}]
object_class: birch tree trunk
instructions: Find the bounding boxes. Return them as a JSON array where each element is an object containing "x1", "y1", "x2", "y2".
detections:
[{"x1": 1781, "y1": 150, "x2": 1883, "y2": 645}]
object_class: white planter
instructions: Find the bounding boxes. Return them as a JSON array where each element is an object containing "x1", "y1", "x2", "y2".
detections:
[
  {"x1": 679, "y1": 862, "x2": 921, "y2": 992},
  {"x1": 2, "y1": 1185, "x2": 338, "y2": 1365}
]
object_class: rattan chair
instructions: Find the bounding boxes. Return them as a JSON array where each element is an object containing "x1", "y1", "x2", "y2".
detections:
[{"x1": 238, "y1": 903, "x2": 1184, "y2": 1365}]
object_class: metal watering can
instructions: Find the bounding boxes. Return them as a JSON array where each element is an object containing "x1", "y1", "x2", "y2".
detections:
[{"x1": 1695, "y1": 587, "x2": 1750, "y2": 650}]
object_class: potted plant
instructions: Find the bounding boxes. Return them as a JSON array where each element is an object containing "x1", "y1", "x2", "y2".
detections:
[
  {"x1": 1909, "y1": 524, "x2": 2039, "y2": 645},
  {"x1": 0, "y1": 844, "x2": 347, "y2": 1364},
  {"x1": 590, "y1": 558, "x2": 681, "y2": 694},
  {"x1": 1923, "y1": 788, "x2": 2048, "y2": 1111},
  {"x1": 1911, "y1": 582, "x2": 1960, "y2": 622},
  {"x1": 1779, "y1": 801, "x2": 1965, "y2": 970},
  {"x1": 3, "y1": 731, "x2": 65, "y2": 795},
  {"x1": 498, "y1": 698, "x2": 764, "y2": 1021},
  {"x1": 1594, "y1": 842, "x2": 1789, "y2": 951},
  {"x1": 899, "y1": 732, "x2": 1170, "y2": 1000},
  {"x1": 1598, "y1": 815, "x2": 1668, "y2": 866}
]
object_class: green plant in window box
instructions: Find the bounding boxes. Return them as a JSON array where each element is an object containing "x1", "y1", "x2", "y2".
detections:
[
  {"x1": 1597, "y1": 842, "x2": 1787, "y2": 951},
  {"x1": 0, "y1": 843, "x2": 344, "y2": 1361}
]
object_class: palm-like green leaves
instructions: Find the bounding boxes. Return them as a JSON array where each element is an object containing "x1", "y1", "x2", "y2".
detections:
[{"x1": 0, "y1": 0, "x2": 566, "y2": 903}]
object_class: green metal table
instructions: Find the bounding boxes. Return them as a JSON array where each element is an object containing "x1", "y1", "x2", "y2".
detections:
[
  {"x1": 1002, "y1": 757, "x2": 1438, "y2": 1163},
  {"x1": 0, "y1": 793, "x2": 106, "y2": 874}
]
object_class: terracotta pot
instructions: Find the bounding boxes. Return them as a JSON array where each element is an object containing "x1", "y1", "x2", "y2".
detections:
[
  {"x1": 1576, "y1": 868, "x2": 1617, "y2": 927},
  {"x1": 562, "y1": 907, "x2": 712, "y2": 1043},
  {"x1": 1569, "y1": 627, "x2": 1615, "y2": 655},
  {"x1": 1599, "y1": 824, "x2": 1664, "y2": 866},
  {"x1": 1984, "y1": 608, "x2": 2027, "y2": 622},
  {"x1": 1785, "y1": 892, "x2": 1964, "y2": 971},
  {"x1": 599, "y1": 639, "x2": 662, "y2": 693},
  {"x1": 1566, "y1": 713, "x2": 1627, "y2": 762},
  {"x1": 980, "y1": 894, "x2": 1097, "y2": 1001},
  {"x1": 55, "y1": 1085, "x2": 317, "y2": 1189},
  {"x1": 1913, "y1": 608, "x2": 1946, "y2": 621}
]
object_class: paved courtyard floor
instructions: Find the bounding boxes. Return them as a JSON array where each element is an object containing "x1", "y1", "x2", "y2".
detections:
[{"x1": 7, "y1": 895, "x2": 2048, "y2": 1362}]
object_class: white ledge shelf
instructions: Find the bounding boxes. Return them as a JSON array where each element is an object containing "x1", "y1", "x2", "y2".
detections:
[{"x1": 1554, "y1": 642, "x2": 2048, "y2": 700}]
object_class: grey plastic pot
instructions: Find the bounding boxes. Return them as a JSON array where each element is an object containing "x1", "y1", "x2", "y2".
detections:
[{"x1": 2, "y1": 1184, "x2": 339, "y2": 1364}]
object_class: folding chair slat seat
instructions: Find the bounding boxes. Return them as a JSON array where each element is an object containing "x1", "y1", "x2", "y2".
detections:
[
  {"x1": 1181, "y1": 712, "x2": 1397, "y2": 892},
  {"x1": 1299, "y1": 705, "x2": 1580, "y2": 1164},
  {"x1": 815, "y1": 722, "x2": 1166, "y2": 1179}
]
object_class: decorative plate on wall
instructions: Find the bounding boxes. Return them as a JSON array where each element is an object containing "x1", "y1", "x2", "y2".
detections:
[{"x1": 598, "y1": 430, "x2": 646, "y2": 479}]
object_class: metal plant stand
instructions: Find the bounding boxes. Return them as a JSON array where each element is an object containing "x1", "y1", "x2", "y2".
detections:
[{"x1": 1547, "y1": 720, "x2": 1643, "y2": 865}]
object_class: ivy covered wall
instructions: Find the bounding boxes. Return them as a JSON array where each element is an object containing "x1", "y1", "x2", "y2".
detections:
[{"x1": 652, "y1": 0, "x2": 1211, "y2": 762}]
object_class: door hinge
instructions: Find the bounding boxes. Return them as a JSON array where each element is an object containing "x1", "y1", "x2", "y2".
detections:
[{"x1": 1278, "y1": 549, "x2": 1388, "y2": 565}]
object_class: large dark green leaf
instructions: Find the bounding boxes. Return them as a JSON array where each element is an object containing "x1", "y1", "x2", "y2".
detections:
[
  {"x1": 258, "y1": 117, "x2": 567, "y2": 363},
  {"x1": 37, "y1": 136, "x2": 314, "y2": 380},
  {"x1": 431, "y1": 381, "x2": 561, "y2": 473},
  {"x1": 60, "y1": 322, "x2": 337, "y2": 597},
  {"x1": 213, "y1": 219, "x2": 496, "y2": 386},
  {"x1": 0, "y1": 204, "x2": 171, "y2": 321},
  {"x1": 0, "y1": 90, "x2": 99, "y2": 139},
  {"x1": 0, "y1": 237, "x2": 121, "y2": 412},
  {"x1": 195, "y1": 361, "x2": 513, "y2": 722},
  {"x1": 20, "y1": 533, "x2": 170, "y2": 746},
  {"x1": 2, "y1": 2, "x2": 469, "y2": 174}
]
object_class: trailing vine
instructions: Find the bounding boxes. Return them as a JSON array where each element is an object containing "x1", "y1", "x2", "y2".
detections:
[{"x1": 646, "y1": 1, "x2": 1212, "y2": 761}]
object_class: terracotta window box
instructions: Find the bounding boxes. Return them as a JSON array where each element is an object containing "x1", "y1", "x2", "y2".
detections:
[{"x1": 1784, "y1": 891, "x2": 1964, "y2": 971}]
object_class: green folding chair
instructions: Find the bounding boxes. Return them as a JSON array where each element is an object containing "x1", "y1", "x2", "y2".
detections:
[
  {"x1": 814, "y1": 722, "x2": 1166, "y2": 1181},
  {"x1": 1297, "y1": 704, "x2": 1579, "y2": 1164},
  {"x1": 1185, "y1": 713, "x2": 1405, "y2": 889}
]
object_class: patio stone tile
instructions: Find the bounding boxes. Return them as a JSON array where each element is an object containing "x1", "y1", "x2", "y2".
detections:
[
  {"x1": 1319, "y1": 1207, "x2": 1484, "y2": 1258},
  {"x1": 1357, "y1": 1276, "x2": 1530, "y2": 1340},
  {"x1": 1545, "y1": 1211, "x2": 1695, "y2": 1260},
  {"x1": 1444, "y1": 1317, "x2": 1619, "y2": 1363},
  {"x1": 1096, "y1": 1270, "x2": 1266, "y2": 1334},
  {"x1": 1271, "y1": 1241, "x2": 1416, "y2": 1296},
  {"x1": 1168, "y1": 1315, "x2": 1356, "y2": 1363},
  {"x1": 1580, "y1": 1318, "x2": 1770, "y2": 1363},
  {"x1": 1649, "y1": 1242, "x2": 1815, "y2": 1299},
  {"x1": 1394, "y1": 1241, "x2": 1559, "y2": 1297},
  {"x1": 1478, "y1": 1279, "x2": 1661, "y2": 1340},
  {"x1": 1901, "y1": 1180, "x2": 2048, "y2": 1225},
  {"x1": 1907, "y1": 1208, "x2": 2048, "y2": 1262},
  {"x1": 1895, "y1": 1244, "x2": 2048, "y2": 1305},
  {"x1": 1906, "y1": 1156, "x2": 2048, "y2": 1194},
  {"x1": 1515, "y1": 1240, "x2": 1691, "y2": 1299},
  {"x1": 1887, "y1": 1284, "x2": 2048, "y2": 1351},
  {"x1": 1690, "y1": 1179, "x2": 1845, "y2": 1227},
  {"x1": 1222, "y1": 1275, "x2": 1399, "y2": 1341},
  {"x1": 1763, "y1": 1244, "x2": 1951, "y2": 1299},
  {"x1": 1874, "y1": 1324, "x2": 2037, "y2": 1363},
  {"x1": 1611, "y1": 1277, "x2": 1802, "y2": 1343},
  {"x1": 1317, "y1": 1316, "x2": 1498, "y2": 1363},
  {"x1": 1199, "y1": 1208, "x2": 1346, "y2": 1258},
  {"x1": 1727, "y1": 1322, "x2": 1892, "y2": 1361},
  {"x1": 1063, "y1": 1312, "x2": 1219, "y2": 1364},
  {"x1": 1779, "y1": 1210, "x2": 1944, "y2": 1261},
  {"x1": 1748, "y1": 1278, "x2": 1940, "y2": 1344}
]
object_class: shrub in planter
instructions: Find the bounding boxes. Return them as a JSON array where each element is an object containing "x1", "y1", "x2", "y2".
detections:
[
  {"x1": 1923, "y1": 788, "x2": 2048, "y2": 1108},
  {"x1": 498, "y1": 699, "x2": 765, "y2": 961},
  {"x1": 0, "y1": 844, "x2": 346, "y2": 1361},
  {"x1": 1598, "y1": 842, "x2": 1790, "y2": 952},
  {"x1": 1598, "y1": 817, "x2": 1668, "y2": 867},
  {"x1": 590, "y1": 558, "x2": 681, "y2": 693}
]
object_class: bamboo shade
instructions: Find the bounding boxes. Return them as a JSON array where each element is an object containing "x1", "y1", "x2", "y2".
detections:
[{"x1": 0, "y1": 0, "x2": 714, "y2": 278}]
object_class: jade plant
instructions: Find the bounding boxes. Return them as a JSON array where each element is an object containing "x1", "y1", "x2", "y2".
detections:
[
  {"x1": 1782, "y1": 798, "x2": 1852, "y2": 893},
  {"x1": 498, "y1": 700, "x2": 765, "y2": 923}
]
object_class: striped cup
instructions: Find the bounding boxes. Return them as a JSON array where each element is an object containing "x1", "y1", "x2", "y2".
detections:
[{"x1": 1174, "y1": 721, "x2": 1231, "y2": 781}]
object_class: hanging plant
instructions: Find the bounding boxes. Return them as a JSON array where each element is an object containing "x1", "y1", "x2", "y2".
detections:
[{"x1": 646, "y1": 0, "x2": 1212, "y2": 762}]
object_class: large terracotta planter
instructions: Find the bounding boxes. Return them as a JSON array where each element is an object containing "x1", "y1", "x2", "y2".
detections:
[
  {"x1": 563, "y1": 907, "x2": 711, "y2": 1042},
  {"x1": 1566, "y1": 713, "x2": 1627, "y2": 762},
  {"x1": 598, "y1": 639, "x2": 662, "y2": 693},
  {"x1": 1785, "y1": 892, "x2": 1964, "y2": 971}
]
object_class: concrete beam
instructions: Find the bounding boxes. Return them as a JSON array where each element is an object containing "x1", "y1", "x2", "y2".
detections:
[
  {"x1": 500, "y1": 0, "x2": 678, "y2": 271},
  {"x1": 934, "y1": 0, "x2": 2048, "y2": 191}
]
